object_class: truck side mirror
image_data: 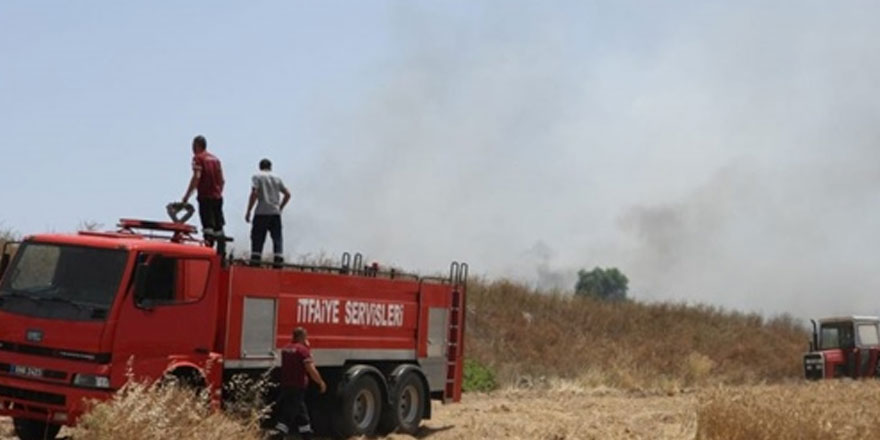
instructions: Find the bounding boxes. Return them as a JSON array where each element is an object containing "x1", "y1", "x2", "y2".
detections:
[
  {"x1": 133, "y1": 262, "x2": 153, "y2": 309},
  {"x1": 0, "y1": 252, "x2": 10, "y2": 282},
  {"x1": 0, "y1": 242, "x2": 16, "y2": 283}
]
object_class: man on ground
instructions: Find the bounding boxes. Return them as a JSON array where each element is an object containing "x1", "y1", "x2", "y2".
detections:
[{"x1": 274, "y1": 327, "x2": 326, "y2": 440}]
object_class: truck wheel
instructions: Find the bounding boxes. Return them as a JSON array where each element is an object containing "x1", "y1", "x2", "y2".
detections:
[
  {"x1": 378, "y1": 371, "x2": 426, "y2": 435},
  {"x1": 165, "y1": 368, "x2": 207, "y2": 391},
  {"x1": 334, "y1": 374, "x2": 383, "y2": 437},
  {"x1": 13, "y1": 418, "x2": 61, "y2": 440}
]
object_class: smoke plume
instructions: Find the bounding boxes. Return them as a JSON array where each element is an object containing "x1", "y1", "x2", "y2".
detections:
[{"x1": 278, "y1": 2, "x2": 880, "y2": 319}]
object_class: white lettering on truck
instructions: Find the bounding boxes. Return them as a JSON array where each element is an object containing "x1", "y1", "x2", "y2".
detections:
[
  {"x1": 296, "y1": 298, "x2": 340, "y2": 324},
  {"x1": 296, "y1": 298, "x2": 404, "y2": 327},
  {"x1": 344, "y1": 301, "x2": 404, "y2": 327}
]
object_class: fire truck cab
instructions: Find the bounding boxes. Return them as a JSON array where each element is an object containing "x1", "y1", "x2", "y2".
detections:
[
  {"x1": 803, "y1": 315, "x2": 880, "y2": 380},
  {"x1": 0, "y1": 219, "x2": 466, "y2": 440}
]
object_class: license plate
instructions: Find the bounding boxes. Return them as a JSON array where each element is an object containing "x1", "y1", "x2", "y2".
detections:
[{"x1": 10, "y1": 365, "x2": 43, "y2": 378}]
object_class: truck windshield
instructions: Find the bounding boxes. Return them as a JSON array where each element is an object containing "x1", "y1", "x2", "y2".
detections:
[{"x1": 0, "y1": 242, "x2": 128, "y2": 321}]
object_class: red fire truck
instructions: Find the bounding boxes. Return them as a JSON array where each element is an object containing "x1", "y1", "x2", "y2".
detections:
[{"x1": 0, "y1": 219, "x2": 467, "y2": 439}]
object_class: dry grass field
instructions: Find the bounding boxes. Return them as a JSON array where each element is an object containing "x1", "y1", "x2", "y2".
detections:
[
  {"x1": 696, "y1": 381, "x2": 880, "y2": 440},
  {"x1": 398, "y1": 381, "x2": 880, "y2": 440},
  {"x1": 2, "y1": 382, "x2": 880, "y2": 440},
  {"x1": 466, "y1": 279, "x2": 806, "y2": 390}
]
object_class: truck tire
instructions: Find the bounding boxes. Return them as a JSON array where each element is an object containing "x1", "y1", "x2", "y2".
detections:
[
  {"x1": 165, "y1": 367, "x2": 207, "y2": 391},
  {"x1": 378, "y1": 370, "x2": 427, "y2": 435},
  {"x1": 13, "y1": 418, "x2": 60, "y2": 440},
  {"x1": 333, "y1": 374, "x2": 383, "y2": 437}
]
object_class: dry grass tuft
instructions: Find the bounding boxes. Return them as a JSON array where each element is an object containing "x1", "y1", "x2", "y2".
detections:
[
  {"x1": 70, "y1": 378, "x2": 265, "y2": 440},
  {"x1": 696, "y1": 382, "x2": 880, "y2": 440},
  {"x1": 466, "y1": 279, "x2": 807, "y2": 390}
]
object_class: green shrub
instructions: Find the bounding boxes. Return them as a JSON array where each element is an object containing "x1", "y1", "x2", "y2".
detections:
[
  {"x1": 575, "y1": 266, "x2": 629, "y2": 301},
  {"x1": 463, "y1": 359, "x2": 498, "y2": 392}
]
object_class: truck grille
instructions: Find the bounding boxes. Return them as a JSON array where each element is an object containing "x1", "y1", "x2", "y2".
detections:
[
  {"x1": 0, "y1": 340, "x2": 111, "y2": 364},
  {"x1": 804, "y1": 354, "x2": 824, "y2": 380},
  {"x1": 0, "y1": 384, "x2": 65, "y2": 406}
]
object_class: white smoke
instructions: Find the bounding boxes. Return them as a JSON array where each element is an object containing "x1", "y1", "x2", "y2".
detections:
[{"x1": 281, "y1": 2, "x2": 880, "y2": 318}]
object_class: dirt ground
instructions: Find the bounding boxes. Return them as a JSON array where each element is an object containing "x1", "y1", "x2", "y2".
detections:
[
  {"x1": 0, "y1": 388, "x2": 698, "y2": 440},
  {"x1": 385, "y1": 388, "x2": 698, "y2": 440}
]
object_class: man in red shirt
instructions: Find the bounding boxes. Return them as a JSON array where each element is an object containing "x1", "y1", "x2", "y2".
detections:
[
  {"x1": 181, "y1": 135, "x2": 225, "y2": 249},
  {"x1": 274, "y1": 327, "x2": 326, "y2": 440}
]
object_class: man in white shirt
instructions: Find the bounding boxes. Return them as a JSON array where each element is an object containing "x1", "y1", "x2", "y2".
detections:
[{"x1": 245, "y1": 159, "x2": 291, "y2": 268}]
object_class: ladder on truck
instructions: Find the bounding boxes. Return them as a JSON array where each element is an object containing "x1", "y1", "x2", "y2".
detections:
[{"x1": 445, "y1": 262, "x2": 468, "y2": 403}]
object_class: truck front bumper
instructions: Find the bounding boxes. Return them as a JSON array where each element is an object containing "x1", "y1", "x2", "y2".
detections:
[{"x1": 0, "y1": 375, "x2": 113, "y2": 425}]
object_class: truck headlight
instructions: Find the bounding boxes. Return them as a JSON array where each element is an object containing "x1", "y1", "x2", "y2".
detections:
[{"x1": 72, "y1": 374, "x2": 111, "y2": 389}]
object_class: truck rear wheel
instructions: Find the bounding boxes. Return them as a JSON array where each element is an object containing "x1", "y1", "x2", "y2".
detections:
[
  {"x1": 13, "y1": 418, "x2": 61, "y2": 440},
  {"x1": 334, "y1": 374, "x2": 383, "y2": 437},
  {"x1": 379, "y1": 370, "x2": 427, "y2": 435}
]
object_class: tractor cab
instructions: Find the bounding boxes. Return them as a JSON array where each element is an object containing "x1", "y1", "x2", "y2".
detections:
[{"x1": 804, "y1": 316, "x2": 880, "y2": 380}]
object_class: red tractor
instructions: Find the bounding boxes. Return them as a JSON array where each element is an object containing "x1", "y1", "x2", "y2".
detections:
[{"x1": 804, "y1": 316, "x2": 880, "y2": 380}]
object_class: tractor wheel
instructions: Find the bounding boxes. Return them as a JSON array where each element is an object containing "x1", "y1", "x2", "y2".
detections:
[
  {"x1": 13, "y1": 418, "x2": 61, "y2": 440},
  {"x1": 378, "y1": 371, "x2": 427, "y2": 435},
  {"x1": 333, "y1": 374, "x2": 383, "y2": 438}
]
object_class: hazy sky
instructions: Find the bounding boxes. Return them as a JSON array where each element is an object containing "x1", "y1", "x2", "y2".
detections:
[{"x1": 3, "y1": 1, "x2": 880, "y2": 318}]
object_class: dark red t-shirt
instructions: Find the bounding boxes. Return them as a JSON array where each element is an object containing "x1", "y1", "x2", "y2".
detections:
[
  {"x1": 280, "y1": 342, "x2": 312, "y2": 389},
  {"x1": 192, "y1": 152, "x2": 224, "y2": 199}
]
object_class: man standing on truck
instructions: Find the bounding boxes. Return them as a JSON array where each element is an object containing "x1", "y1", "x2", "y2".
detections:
[
  {"x1": 273, "y1": 327, "x2": 326, "y2": 440},
  {"x1": 181, "y1": 135, "x2": 226, "y2": 249},
  {"x1": 245, "y1": 158, "x2": 291, "y2": 268}
]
